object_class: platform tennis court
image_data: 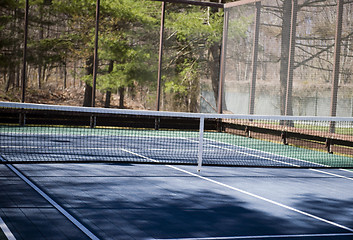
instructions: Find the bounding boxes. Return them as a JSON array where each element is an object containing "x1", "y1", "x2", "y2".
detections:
[{"x1": 1, "y1": 102, "x2": 353, "y2": 239}]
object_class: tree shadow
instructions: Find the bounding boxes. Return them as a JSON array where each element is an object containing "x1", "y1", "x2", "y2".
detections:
[
  {"x1": 4, "y1": 164, "x2": 353, "y2": 240},
  {"x1": 293, "y1": 194, "x2": 353, "y2": 231},
  {"x1": 62, "y1": 184, "x2": 353, "y2": 239}
]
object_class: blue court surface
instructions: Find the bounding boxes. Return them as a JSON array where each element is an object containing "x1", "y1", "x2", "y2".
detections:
[{"x1": 0, "y1": 163, "x2": 353, "y2": 240}]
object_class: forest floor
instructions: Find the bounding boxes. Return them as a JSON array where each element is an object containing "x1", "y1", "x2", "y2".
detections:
[
  {"x1": 0, "y1": 86, "x2": 141, "y2": 109},
  {"x1": 1, "y1": 87, "x2": 86, "y2": 106}
]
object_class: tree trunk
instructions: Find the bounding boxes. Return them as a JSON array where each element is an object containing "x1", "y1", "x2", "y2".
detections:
[
  {"x1": 15, "y1": 65, "x2": 20, "y2": 88},
  {"x1": 83, "y1": 56, "x2": 94, "y2": 107},
  {"x1": 63, "y1": 62, "x2": 67, "y2": 89},
  {"x1": 5, "y1": 66, "x2": 15, "y2": 92},
  {"x1": 73, "y1": 61, "x2": 77, "y2": 87},
  {"x1": 105, "y1": 91, "x2": 111, "y2": 108},
  {"x1": 83, "y1": 83, "x2": 93, "y2": 107},
  {"x1": 118, "y1": 87, "x2": 125, "y2": 108},
  {"x1": 104, "y1": 60, "x2": 114, "y2": 108},
  {"x1": 209, "y1": 43, "x2": 221, "y2": 106},
  {"x1": 38, "y1": 5, "x2": 44, "y2": 89},
  {"x1": 37, "y1": 67, "x2": 42, "y2": 89}
]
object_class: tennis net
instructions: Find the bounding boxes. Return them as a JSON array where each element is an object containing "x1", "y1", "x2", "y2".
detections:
[{"x1": 1, "y1": 101, "x2": 353, "y2": 169}]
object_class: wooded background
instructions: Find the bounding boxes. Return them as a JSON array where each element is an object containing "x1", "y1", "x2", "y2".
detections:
[{"x1": 1, "y1": 0, "x2": 353, "y2": 116}]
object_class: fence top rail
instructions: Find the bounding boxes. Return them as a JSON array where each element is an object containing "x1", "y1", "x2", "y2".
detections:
[
  {"x1": 151, "y1": 0, "x2": 261, "y2": 9},
  {"x1": 151, "y1": 0, "x2": 223, "y2": 8},
  {"x1": 224, "y1": 0, "x2": 260, "y2": 9}
]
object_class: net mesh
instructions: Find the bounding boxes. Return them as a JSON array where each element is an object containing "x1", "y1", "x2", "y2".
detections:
[{"x1": 1, "y1": 102, "x2": 353, "y2": 168}]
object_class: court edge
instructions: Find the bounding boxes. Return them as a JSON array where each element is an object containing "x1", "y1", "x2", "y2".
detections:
[
  {"x1": 0, "y1": 217, "x2": 15, "y2": 240},
  {"x1": 152, "y1": 232, "x2": 353, "y2": 240}
]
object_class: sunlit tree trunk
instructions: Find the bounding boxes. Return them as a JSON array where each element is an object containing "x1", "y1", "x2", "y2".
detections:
[{"x1": 83, "y1": 56, "x2": 94, "y2": 107}]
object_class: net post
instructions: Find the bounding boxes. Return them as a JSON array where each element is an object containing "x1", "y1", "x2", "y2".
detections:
[
  {"x1": 245, "y1": 126, "x2": 251, "y2": 138},
  {"x1": 154, "y1": 117, "x2": 160, "y2": 130},
  {"x1": 197, "y1": 116, "x2": 205, "y2": 172},
  {"x1": 325, "y1": 138, "x2": 333, "y2": 154},
  {"x1": 19, "y1": 112, "x2": 26, "y2": 126},
  {"x1": 90, "y1": 115, "x2": 96, "y2": 128},
  {"x1": 216, "y1": 120, "x2": 220, "y2": 132},
  {"x1": 281, "y1": 131, "x2": 288, "y2": 145}
]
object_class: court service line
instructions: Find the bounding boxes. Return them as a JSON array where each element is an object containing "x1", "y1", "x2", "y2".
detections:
[
  {"x1": 199, "y1": 138, "x2": 321, "y2": 167},
  {"x1": 212, "y1": 141, "x2": 353, "y2": 181},
  {"x1": 121, "y1": 149, "x2": 353, "y2": 233},
  {"x1": 311, "y1": 169, "x2": 353, "y2": 181},
  {"x1": 0, "y1": 216, "x2": 16, "y2": 240},
  {"x1": 3, "y1": 163, "x2": 101, "y2": 240},
  {"x1": 191, "y1": 138, "x2": 353, "y2": 181},
  {"x1": 154, "y1": 232, "x2": 353, "y2": 240}
]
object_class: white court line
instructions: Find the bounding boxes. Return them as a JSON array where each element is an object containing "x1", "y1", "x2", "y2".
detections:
[
  {"x1": 154, "y1": 232, "x2": 353, "y2": 240},
  {"x1": 311, "y1": 169, "x2": 353, "y2": 181},
  {"x1": 188, "y1": 138, "x2": 353, "y2": 181},
  {"x1": 198, "y1": 138, "x2": 323, "y2": 167},
  {"x1": 0, "y1": 155, "x2": 101, "y2": 240},
  {"x1": 121, "y1": 149, "x2": 353, "y2": 233},
  {"x1": 208, "y1": 140, "x2": 353, "y2": 181},
  {"x1": 0, "y1": 216, "x2": 16, "y2": 240},
  {"x1": 187, "y1": 138, "x2": 300, "y2": 167}
]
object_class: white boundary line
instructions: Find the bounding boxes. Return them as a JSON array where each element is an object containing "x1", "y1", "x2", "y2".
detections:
[
  {"x1": 168, "y1": 165, "x2": 353, "y2": 232},
  {"x1": 0, "y1": 216, "x2": 16, "y2": 240},
  {"x1": 311, "y1": 169, "x2": 353, "y2": 181},
  {"x1": 122, "y1": 149, "x2": 353, "y2": 233},
  {"x1": 210, "y1": 140, "x2": 353, "y2": 181},
  {"x1": 154, "y1": 232, "x2": 353, "y2": 240},
  {"x1": 187, "y1": 139, "x2": 300, "y2": 167},
  {"x1": 0, "y1": 157, "x2": 101, "y2": 240},
  {"x1": 192, "y1": 138, "x2": 353, "y2": 181},
  {"x1": 202, "y1": 138, "x2": 325, "y2": 167}
]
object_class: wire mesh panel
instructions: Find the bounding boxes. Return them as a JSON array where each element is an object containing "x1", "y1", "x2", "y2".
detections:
[
  {"x1": 223, "y1": 0, "x2": 353, "y2": 117},
  {"x1": 1, "y1": 0, "x2": 161, "y2": 107},
  {"x1": 224, "y1": 3, "x2": 256, "y2": 114},
  {"x1": 161, "y1": 3, "x2": 223, "y2": 113},
  {"x1": 338, "y1": 0, "x2": 353, "y2": 117},
  {"x1": 1, "y1": 102, "x2": 353, "y2": 169}
]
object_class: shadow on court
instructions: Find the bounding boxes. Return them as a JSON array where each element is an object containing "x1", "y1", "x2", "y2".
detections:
[
  {"x1": 67, "y1": 189, "x2": 353, "y2": 239},
  {"x1": 294, "y1": 195, "x2": 353, "y2": 230},
  {"x1": 1, "y1": 164, "x2": 353, "y2": 240}
]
